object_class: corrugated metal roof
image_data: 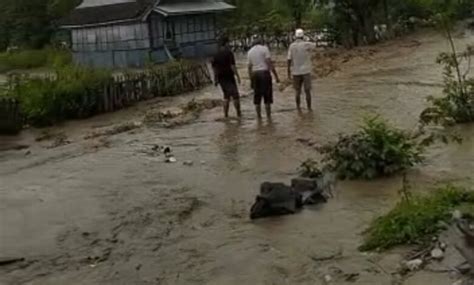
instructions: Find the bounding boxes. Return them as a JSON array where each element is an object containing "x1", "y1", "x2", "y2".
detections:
[
  {"x1": 60, "y1": 0, "x2": 234, "y2": 27},
  {"x1": 77, "y1": 0, "x2": 136, "y2": 9},
  {"x1": 154, "y1": 1, "x2": 235, "y2": 16},
  {"x1": 60, "y1": 1, "x2": 153, "y2": 27}
]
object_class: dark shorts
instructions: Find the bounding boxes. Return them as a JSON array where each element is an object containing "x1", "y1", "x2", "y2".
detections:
[
  {"x1": 252, "y1": 71, "x2": 273, "y2": 105},
  {"x1": 293, "y1": 74, "x2": 312, "y2": 91},
  {"x1": 219, "y1": 78, "x2": 239, "y2": 100}
]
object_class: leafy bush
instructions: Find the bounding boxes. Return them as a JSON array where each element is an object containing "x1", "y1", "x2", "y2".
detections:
[
  {"x1": 320, "y1": 116, "x2": 424, "y2": 180},
  {"x1": 299, "y1": 159, "x2": 323, "y2": 178},
  {"x1": 5, "y1": 60, "x2": 211, "y2": 127},
  {"x1": 7, "y1": 66, "x2": 111, "y2": 126},
  {"x1": 360, "y1": 185, "x2": 474, "y2": 251},
  {"x1": 0, "y1": 48, "x2": 71, "y2": 73},
  {"x1": 420, "y1": 49, "x2": 474, "y2": 126}
]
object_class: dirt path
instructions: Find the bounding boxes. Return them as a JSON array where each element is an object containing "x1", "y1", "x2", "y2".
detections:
[{"x1": 1, "y1": 29, "x2": 474, "y2": 285}]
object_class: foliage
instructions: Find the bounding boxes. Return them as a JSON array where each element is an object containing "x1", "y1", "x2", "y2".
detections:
[
  {"x1": 0, "y1": 48, "x2": 71, "y2": 73},
  {"x1": 0, "y1": 0, "x2": 79, "y2": 50},
  {"x1": 420, "y1": 48, "x2": 474, "y2": 126},
  {"x1": 299, "y1": 159, "x2": 323, "y2": 178},
  {"x1": 360, "y1": 185, "x2": 474, "y2": 251},
  {"x1": 4, "y1": 60, "x2": 211, "y2": 126},
  {"x1": 320, "y1": 116, "x2": 424, "y2": 180},
  {"x1": 6, "y1": 66, "x2": 111, "y2": 126}
]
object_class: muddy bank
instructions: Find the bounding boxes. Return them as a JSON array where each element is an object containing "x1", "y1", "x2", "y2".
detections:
[{"x1": 1, "y1": 29, "x2": 474, "y2": 285}]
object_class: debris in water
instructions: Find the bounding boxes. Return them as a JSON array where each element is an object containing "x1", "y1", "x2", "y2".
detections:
[
  {"x1": 166, "y1": 157, "x2": 177, "y2": 163},
  {"x1": 323, "y1": 274, "x2": 332, "y2": 283},
  {"x1": 84, "y1": 121, "x2": 141, "y2": 139},
  {"x1": 183, "y1": 160, "x2": 194, "y2": 166},
  {"x1": 0, "y1": 144, "x2": 29, "y2": 152},
  {"x1": 47, "y1": 134, "x2": 71, "y2": 149},
  {"x1": 344, "y1": 273, "x2": 360, "y2": 282},
  {"x1": 163, "y1": 146, "x2": 172, "y2": 156},
  {"x1": 0, "y1": 257, "x2": 25, "y2": 266},
  {"x1": 24, "y1": 150, "x2": 31, "y2": 156}
]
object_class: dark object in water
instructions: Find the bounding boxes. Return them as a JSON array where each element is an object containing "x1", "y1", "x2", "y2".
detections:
[
  {"x1": 250, "y1": 182, "x2": 302, "y2": 220},
  {"x1": 291, "y1": 177, "x2": 327, "y2": 205},
  {"x1": 0, "y1": 257, "x2": 25, "y2": 266}
]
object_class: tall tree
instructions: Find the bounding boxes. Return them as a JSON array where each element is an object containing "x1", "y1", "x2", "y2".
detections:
[{"x1": 0, "y1": 0, "x2": 79, "y2": 50}]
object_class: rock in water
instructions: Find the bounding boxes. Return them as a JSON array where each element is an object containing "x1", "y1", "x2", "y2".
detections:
[
  {"x1": 250, "y1": 182, "x2": 302, "y2": 220},
  {"x1": 291, "y1": 177, "x2": 326, "y2": 205},
  {"x1": 291, "y1": 177, "x2": 319, "y2": 193},
  {"x1": 404, "y1": 259, "x2": 423, "y2": 271},
  {"x1": 431, "y1": 248, "x2": 444, "y2": 260}
]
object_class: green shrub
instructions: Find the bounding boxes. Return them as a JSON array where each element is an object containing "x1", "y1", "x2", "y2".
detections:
[
  {"x1": 420, "y1": 49, "x2": 474, "y2": 126},
  {"x1": 7, "y1": 66, "x2": 111, "y2": 126},
  {"x1": 0, "y1": 48, "x2": 71, "y2": 73},
  {"x1": 320, "y1": 116, "x2": 424, "y2": 180},
  {"x1": 299, "y1": 159, "x2": 323, "y2": 178},
  {"x1": 360, "y1": 185, "x2": 474, "y2": 251},
  {"x1": 5, "y1": 60, "x2": 210, "y2": 126}
]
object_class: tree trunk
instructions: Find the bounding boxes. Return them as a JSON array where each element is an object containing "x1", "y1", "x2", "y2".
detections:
[
  {"x1": 294, "y1": 10, "x2": 303, "y2": 28},
  {"x1": 383, "y1": 0, "x2": 391, "y2": 29}
]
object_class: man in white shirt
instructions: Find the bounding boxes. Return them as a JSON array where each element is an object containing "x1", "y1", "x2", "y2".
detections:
[
  {"x1": 248, "y1": 36, "x2": 280, "y2": 119},
  {"x1": 287, "y1": 29, "x2": 317, "y2": 110}
]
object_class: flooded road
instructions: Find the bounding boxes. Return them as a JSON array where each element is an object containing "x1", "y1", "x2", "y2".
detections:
[{"x1": 1, "y1": 30, "x2": 474, "y2": 285}]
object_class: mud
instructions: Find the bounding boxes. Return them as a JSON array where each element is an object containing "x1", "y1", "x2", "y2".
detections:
[{"x1": 1, "y1": 29, "x2": 474, "y2": 285}]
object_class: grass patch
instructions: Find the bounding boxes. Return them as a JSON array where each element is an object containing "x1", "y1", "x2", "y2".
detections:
[
  {"x1": 360, "y1": 185, "x2": 474, "y2": 251},
  {"x1": 0, "y1": 48, "x2": 71, "y2": 73}
]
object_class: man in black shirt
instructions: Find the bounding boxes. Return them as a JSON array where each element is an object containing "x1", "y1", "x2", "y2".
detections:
[{"x1": 212, "y1": 37, "x2": 242, "y2": 118}]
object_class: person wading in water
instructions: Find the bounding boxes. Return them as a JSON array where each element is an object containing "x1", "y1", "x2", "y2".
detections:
[
  {"x1": 247, "y1": 36, "x2": 280, "y2": 119},
  {"x1": 287, "y1": 29, "x2": 317, "y2": 110},
  {"x1": 212, "y1": 37, "x2": 242, "y2": 118}
]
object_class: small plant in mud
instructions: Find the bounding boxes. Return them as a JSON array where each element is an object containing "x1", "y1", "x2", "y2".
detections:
[
  {"x1": 420, "y1": 47, "x2": 474, "y2": 126},
  {"x1": 360, "y1": 185, "x2": 474, "y2": 251},
  {"x1": 319, "y1": 116, "x2": 424, "y2": 180},
  {"x1": 298, "y1": 159, "x2": 323, "y2": 178}
]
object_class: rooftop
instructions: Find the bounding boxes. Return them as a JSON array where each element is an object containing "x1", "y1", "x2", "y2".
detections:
[{"x1": 61, "y1": 0, "x2": 235, "y2": 28}]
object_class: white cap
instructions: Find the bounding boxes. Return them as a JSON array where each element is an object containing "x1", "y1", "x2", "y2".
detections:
[{"x1": 295, "y1": 29, "x2": 304, "y2": 38}]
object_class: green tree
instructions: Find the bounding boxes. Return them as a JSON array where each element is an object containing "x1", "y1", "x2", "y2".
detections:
[{"x1": 0, "y1": 0, "x2": 79, "y2": 50}]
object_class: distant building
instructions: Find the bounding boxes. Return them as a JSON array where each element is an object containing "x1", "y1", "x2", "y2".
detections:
[{"x1": 60, "y1": 0, "x2": 235, "y2": 68}]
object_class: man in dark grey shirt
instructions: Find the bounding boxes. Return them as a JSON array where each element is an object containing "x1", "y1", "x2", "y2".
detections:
[{"x1": 212, "y1": 37, "x2": 241, "y2": 118}]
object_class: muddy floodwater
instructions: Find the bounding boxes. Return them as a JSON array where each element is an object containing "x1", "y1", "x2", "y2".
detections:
[{"x1": 1, "y1": 30, "x2": 474, "y2": 285}]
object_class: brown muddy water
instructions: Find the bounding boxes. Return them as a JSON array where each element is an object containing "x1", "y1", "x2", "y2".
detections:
[{"x1": 1, "y1": 30, "x2": 474, "y2": 285}]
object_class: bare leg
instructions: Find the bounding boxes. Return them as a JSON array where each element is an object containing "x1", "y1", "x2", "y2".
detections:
[
  {"x1": 255, "y1": 104, "x2": 262, "y2": 119},
  {"x1": 233, "y1": 98, "x2": 242, "y2": 118},
  {"x1": 265, "y1": 104, "x2": 272, "y2": 119},
  {"x1": 223, "y1": 99, "x2": 230, "y2": 118},
  {"x1": 305, "y1": 89, "x2": 312, "y2": 110}
]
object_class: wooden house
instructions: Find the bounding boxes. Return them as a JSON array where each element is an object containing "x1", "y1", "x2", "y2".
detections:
[{"x1": 60, "y1": 0, "x2": 235, "y2": 68}]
